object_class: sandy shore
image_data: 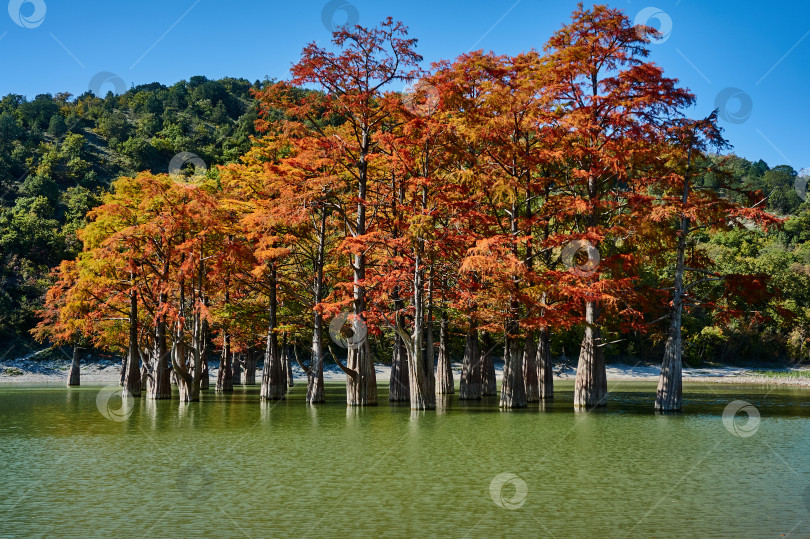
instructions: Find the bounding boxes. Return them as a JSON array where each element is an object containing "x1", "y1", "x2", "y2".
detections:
[{"x1": 2, "y1": 348, "x2": 808, "y2": 387}]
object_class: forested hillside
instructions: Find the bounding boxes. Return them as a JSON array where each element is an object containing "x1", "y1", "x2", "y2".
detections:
[
  {"x1": 1, "y1": 70, "x2": 808, "y2": 369},
  {"x1": 0, "y1": 76, "x2": 265, "y2": 345}
]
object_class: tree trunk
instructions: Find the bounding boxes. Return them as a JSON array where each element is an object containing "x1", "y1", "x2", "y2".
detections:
[
  {"x1": 217, "y1": 339, "x2": 234, "y2": 393},
  {"x1": 149, "y1": 320, "x2": 172, "y2": 399},
  {"x1": 435, "y1": 312, "x2": 454, "y2": 394},
  {"x1": 174, "y1": 248, "x2": 206, "y2": 402},
  {"x1": 424, "y1": 272, "x2": 435, "y2": 395},
  {"x1": 389, "y1": 333, "x2": 409, "y2": 401},
  {"x1": 500, "y1": 334, "x2": 527, "y2": 408},
  {"x1": 345, "y1": 131, "x2": 377, "y2": 407},
  {"x1": 283, "y1": 338, "x2": 294, "y2": 388},
  {"x1": 655, "y1": 148, "x2": 692, "y2": 412},
  {"x1": 260, "y1": 332, "x2": 285, "y2": 400},
  {"x1": 388, "y1": 284, "x2": 408, "y2": 402},
  {"x1": 347, "y1": 340, "x2": 377, "y2": 406},
  {"x1": 244, "y1": 347, "x2": 257, "y2": 386},
  {"x1": 123, "y1": 287, "x2": 141, "y2": 397},
  {"x1": 400, "y1": 254, "x2": 435, "y2": 410},
  {"x1": 261, "y1": 265, "x2": 285, "y2": 400},
  {"x1": 480, "y1": 332, "x2": 497, "y2": 396},
  {"x1": 574, "y1": 301, "x2": 607, "y2": 408},
  {"x1": 459, "y1": 325, "x2": 481, "y2": 400},
  {"x1": 537, "y1": 328, "x2": 553, "y2": 400},
  {"x1": 307, "y1": 316, "x2": 325, "y2": 404},
  {"x1": 523, "y1": 334, "x2": 539, "y2": 403},
  {"x1": 656, "y1": 316, "x2": 683, "y2": 412},
  {"x1": 307, "y1": 208, "x2": 327, "y2": 404},
  {"x1": 67, "y1": 346, "x2": 80, "y2": 387},
  {"x1": 200, "y1": 358, "x2": 209, "y2": 390},
  {"x1": 232, "y1": 353, "x2": 242, "y2": 385},
  {"x1": 119, "y1": 354, "x2": 126, "y2": 387},
  {"x1": 174, "y1": 285, "x2": 205, "y2": 403},
  {"x1": 174, "y1": 339, "x2": 196, "y2": 402},
  {"x1": 140, "y1": 363, "x2": 149, "y2": 392}
]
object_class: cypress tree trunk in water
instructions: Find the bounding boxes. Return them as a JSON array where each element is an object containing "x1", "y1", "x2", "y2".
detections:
[
  {"x1": 216, "y1": 338, "x2": 234, "y2": 392},
  {"x1": 574, "y1": 301, "x2": 607, "y2": 408},
  {"x1": 523, "y1": 334, "x2": 539, "y2": 403},
  {"x1": 67, "y1": 346, "x2": 80, "y2": 387},
  {"x1": 537, "y1": 328, "x2": 553, "y2": 400},
  {"x1": 140, "y1": 362, "x2": 149, "y2": 392},
  {"x1": 280, "y1": 349, "x2": 287, "y2": 388},
  {"x1": 307, "y1": 316, "x2": 325, "y2": 404},
  {"x1": 403, "y1": 325, "x2": 435, "y2": 410},
  {"x1": 173, "y1": 340, "x2": 193, "y2": 402},
  {"x1": 149, "y1": 321, "x2": 172, "y2": 399},
  {"x1": 389, "y1": 294, "x2": 409, "y2": 401},
  {"x1": 200, "y1": 359, "x2": 209, "y2": 390},
  {"x1": 119, "y1": 355, "x2": 126, "y2": 386},
  {"x1": 656, "y1": 319, "x2": 683, "y2": 412},
  {"x1": 389, "y1": 333, "x2": 409, "y2": 401},
  {"x1": 261, "y1": 267, "x2": 285, "y2": 400},
  {"x1": 435, "y1": 313, "x2": 454, "y2": 394},
  {"x1": 347, "y1": 340, "x2": 377, "y2": 406},
  {"x1": 655, "y1": 151, "x2": 691, "y2": 412},
  {"x1": 260, "y1": 333, "x2": 285, "y2": 400},
  {"x1": 124, "y1": 345, "x2": 141, "y2": 397},
  {"x1": 402, "y1": 255, "x2": 435, "y2": 410},
  {"x1": 344, "y1": 137, "x2": 377, "y2": 407},
  {"x1": 217, "y1": 282, "x2": 234, "y2": 392},
  {"x1": 243, "y1": 348, "x2": 257, "y2": 385},
  {"x1": 232, "y1": 354, "x2": 242, "y2": 385},
  {"x1": 424, "y1": 274, "x2": 435, "y2": 396},
  {"x1": 283, "y1": 341, "x2": 294, "y2": 387},
  {"x1": 308, "y1": 210, "x2": 327, "y2": 404},
  {"x1": 480, "y1": 332, "x2": 497, "y2": 396},
  {"x1": 500, "y1": 335, "x2": 527, "y2": 408},
  {"x1": 459, "y1": 325, "x2": 481, "y2": 400}
]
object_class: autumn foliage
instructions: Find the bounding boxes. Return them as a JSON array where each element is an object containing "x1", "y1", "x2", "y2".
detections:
[{"x1": 34, "y1": 5, "x2": 780, "y2": 409}]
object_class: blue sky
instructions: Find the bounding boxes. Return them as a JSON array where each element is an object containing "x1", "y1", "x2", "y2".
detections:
[{"x1": 1, "y1": 0, "x2": 807, "y2": 171}]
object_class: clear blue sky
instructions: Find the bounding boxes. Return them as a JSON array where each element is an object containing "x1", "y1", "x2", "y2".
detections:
[{"x1": 1, "y1": 0, "x2": 807, "y2": 171}]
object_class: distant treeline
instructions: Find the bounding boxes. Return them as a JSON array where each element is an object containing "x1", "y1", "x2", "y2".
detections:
[{"x1": 0, "y1": 76, "x2": 266, "y2": 344}]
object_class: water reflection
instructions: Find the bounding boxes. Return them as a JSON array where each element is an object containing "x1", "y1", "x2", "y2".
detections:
[
  {"x1": 3, "y1": 382, "x2": 810, "y2": 537},
  {"x1": 177, "y1": 400, "x2": 195, "y2": 423},
  {"x1": 436, "y1": 395, "x2": 451, "y2": 415},
  {"x1": 142, "y1": 397, "x2": 159, "y2": 430},
  {"x1": 307, "y1": 403, "x2": 320, "y2": 427}
]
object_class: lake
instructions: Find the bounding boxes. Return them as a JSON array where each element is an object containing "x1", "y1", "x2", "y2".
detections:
[{"x1": 1, "y1": 381, "x2": 809, "y2": 537}]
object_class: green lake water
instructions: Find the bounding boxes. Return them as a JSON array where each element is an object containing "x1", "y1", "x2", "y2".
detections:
[{"x1": 1, "y1": 381, "x2": 809, "y2": 538}]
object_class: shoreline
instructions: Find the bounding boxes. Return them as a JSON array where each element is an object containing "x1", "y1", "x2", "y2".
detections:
[{"x1": 2, "y1": 355, "x2": 809, "y2": 388}]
